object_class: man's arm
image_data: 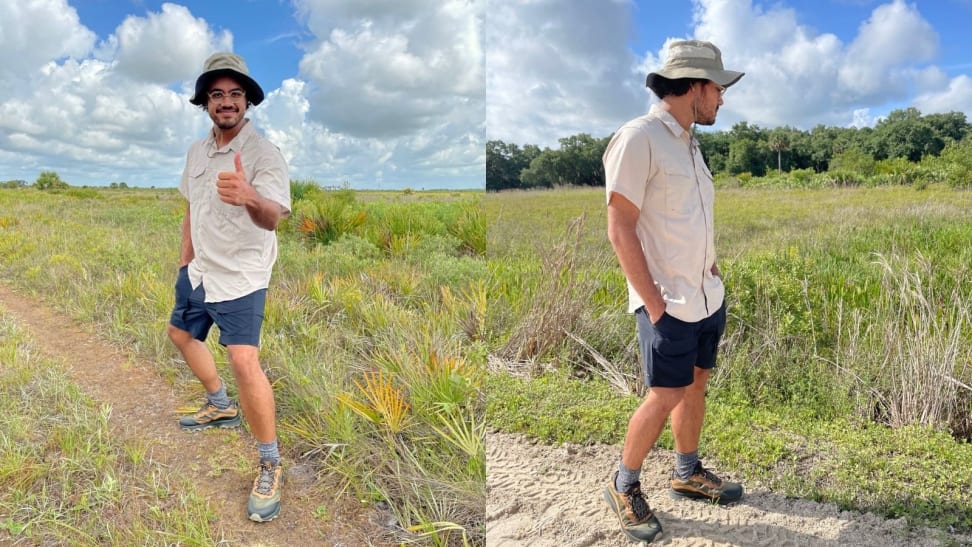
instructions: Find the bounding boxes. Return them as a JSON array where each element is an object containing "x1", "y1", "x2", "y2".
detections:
[
  {"x1": 217, "y1": 152, "x2": 289, "y2": 231},
  {"x1": 607, "y1": 192, "x2": 666, "y2": 323},
  {"x1": 179, "y1": 205, "x2": 194, "y2": 267},
  {"x1": 241, "y1": 191, "x2": 287, "y2": 231}
]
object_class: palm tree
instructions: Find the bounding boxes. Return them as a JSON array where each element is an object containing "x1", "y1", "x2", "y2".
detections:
[{"x1": 767, "y1": 129, "x2": 791, "y2": 174}]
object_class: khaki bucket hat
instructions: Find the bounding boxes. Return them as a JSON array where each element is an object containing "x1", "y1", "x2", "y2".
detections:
[
  {"x1": 646, "y1": 40, "x2": 744, "y2": 90},
  {"x1": 189, "y1": 52, "x2": 265, "y2": 106}
]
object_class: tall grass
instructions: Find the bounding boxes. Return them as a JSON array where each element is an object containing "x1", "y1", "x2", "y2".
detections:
[
  {"x1": 830, "y1": 253, "x2": 972, "y2": 435},
  {"x1": 0, "y1": 185, "x2": 486, "y2": 545},
  {"x1": 487, "y1": 185, "x2": 972, "y2": 437}
]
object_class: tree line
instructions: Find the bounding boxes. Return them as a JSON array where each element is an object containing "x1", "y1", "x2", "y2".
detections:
[
  {"x1": 487, "y1": 107, "x2": 970, "y2": 191},
  {"x1": 1, "y1": 171, "x2": 131, "y2": 189}
]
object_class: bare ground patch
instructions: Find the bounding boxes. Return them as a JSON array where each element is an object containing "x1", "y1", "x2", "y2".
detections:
[{"x1": 486, "y1": 431, "x2": 971, "y2": 546}]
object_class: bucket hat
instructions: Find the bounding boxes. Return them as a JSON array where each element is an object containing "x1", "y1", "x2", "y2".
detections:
[
  {"x1": 189, "y1": 52, "x2": 265, "y2": 106},
  {"x1": 646, "y1": 40, "x2": 744, "y2": 90}
]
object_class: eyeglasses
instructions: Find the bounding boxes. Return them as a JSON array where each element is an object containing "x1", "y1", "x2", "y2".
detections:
[
  {"x1": 207, "y1": 89, "x2": 246, "y2": 102},
  {"x1": 712, "y1": 83, "x2": 726, "y2": 97}
]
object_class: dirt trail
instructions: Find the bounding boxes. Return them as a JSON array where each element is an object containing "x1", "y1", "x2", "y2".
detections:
[
  {"x1": 486, "y1": 431, "x2": 972, "y2": 547},
  {"x1": 0, "y1": 282, "x2": 387, "y2": 546}
]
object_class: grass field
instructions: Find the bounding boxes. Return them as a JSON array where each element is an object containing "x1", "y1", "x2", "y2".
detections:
[
  {"x1": 0, "y1": 186, "x2": 485, "y2": 545},
  {"x1": 485, "y1": 185, "x2": 972, "y2": 533}
]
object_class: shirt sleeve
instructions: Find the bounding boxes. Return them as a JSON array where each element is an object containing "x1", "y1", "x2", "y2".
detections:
[
  {"x1": 603, "y1": 125, "x2": 652, "y2": 209},
  {"x1": 178, "y1": 150, "x2": 192, "y2": 199},
  {"x1": 250, "y1": 143, "x2": 291, "y2": 214}
]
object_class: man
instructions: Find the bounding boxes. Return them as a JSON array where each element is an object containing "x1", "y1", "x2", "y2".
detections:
[
  {"x1": 167, "y1": 52, "x2": 291, "y2": 523},
  {"x1": 601, "y1": 40, "x2": 744, "y2": 543}
]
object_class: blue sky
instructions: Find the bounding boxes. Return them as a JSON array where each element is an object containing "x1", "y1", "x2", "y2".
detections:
[
  {"x1": 2, "y1": 1, "x2": 970, "y2": 189},
  {"x1": 0, "y1": 1, "x2": 484, "y2": 189},
  {"x1": 487, "y1": 0, "x2": 972, "y2": 148}
]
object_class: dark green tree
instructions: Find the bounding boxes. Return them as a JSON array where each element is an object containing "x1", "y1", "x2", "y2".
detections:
[
  {"x1": 727, "y1": 138, "x2": 765, "y2": 176},
  {"x1": 486, "y1": 140, "x2": 540, "y2": 191}
]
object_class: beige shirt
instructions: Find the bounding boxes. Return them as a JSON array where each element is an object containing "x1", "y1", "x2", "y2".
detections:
[
  {"x1": 179, "y1": 120, "x2": 291, "y2": 303},
  {"x1": 603, "y1": 104, "x2": 724, "y2": 322}
]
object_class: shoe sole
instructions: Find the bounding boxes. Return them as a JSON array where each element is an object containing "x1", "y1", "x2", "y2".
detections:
[
  {"x1": 180, "y1": 416, "x2": 242, "y2": 431},
  {"x1": 603, "y1": 487, "x2": 662, "y2": 543},
  {"x1": 669, "y1": 487, "x2": 741, "y2": 505},
  {"x1": 248, "y1": 506, "x2": 280, "y2": 522}
]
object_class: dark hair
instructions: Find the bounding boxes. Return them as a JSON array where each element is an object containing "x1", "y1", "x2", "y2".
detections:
[{"x1": 647, "y1": 75, "x2": 707, "y2": 100}]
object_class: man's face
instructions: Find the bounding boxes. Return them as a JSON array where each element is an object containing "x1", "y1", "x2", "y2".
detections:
[
  {"x1": 206, "y1": 76, "x2": 247, "y2": 130},
  {"x1": 693, "y1": 80, "x2": 724, "y2": 126}
]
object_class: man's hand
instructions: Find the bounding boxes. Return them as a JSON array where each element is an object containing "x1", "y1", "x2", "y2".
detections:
[
  {"x1": 216, "y1": 152, "x2": 256, "y2": 207},
  {"x1": 645, "y1": 301, "x2": 667, "y2": 325}
]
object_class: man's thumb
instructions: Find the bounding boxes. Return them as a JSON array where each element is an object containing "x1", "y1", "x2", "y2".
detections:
[{"x1": 234, "y1": 152, "x2": 244, "y2": 175}]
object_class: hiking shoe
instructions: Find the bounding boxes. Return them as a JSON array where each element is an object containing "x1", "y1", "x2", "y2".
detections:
[
  {"x1": 248, "y1": 459, "x2": 283, "y2": 522},
  {"x1": 670, "y1": 461, "x2": 743, "y2": 504},
  {"x1": 178, "y1": 401, "x2": 241, "y2": 431},
  {"x1": 603, "y1": 472, "x2": 663, "y2": 543}
]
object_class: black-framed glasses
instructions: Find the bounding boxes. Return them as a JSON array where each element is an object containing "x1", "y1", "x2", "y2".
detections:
[{"x1": 207, "y1": 89, "x2": 246, "y2": 102}]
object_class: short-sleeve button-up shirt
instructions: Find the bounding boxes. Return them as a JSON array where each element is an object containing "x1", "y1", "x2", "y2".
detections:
[
  {"x1": 603, "y1": 104, "x2": 724, "y2": 322},
  {"x1": 179, "y1": 119, "x2": 291, "y2": 303}
]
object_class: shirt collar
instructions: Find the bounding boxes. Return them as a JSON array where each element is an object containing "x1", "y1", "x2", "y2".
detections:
[{"x1": 649, "y1": 104, "x2": 690, "y2": 141}]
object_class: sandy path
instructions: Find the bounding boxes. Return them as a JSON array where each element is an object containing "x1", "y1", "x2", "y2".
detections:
[
  {"x1": 486, "y1": 431, "x2": 971, "y2": 546},
  {"x1": 0, "y1": 282, "x2": 388, "y2": 546}
]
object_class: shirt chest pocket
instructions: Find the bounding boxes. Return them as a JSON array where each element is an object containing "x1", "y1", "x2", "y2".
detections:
[
  {"x1": 660, "y1": 165, "x2": 700, "y2": 217},
  {"x1": 187, "y1": 161, "x2": 212, "y2": 205}
]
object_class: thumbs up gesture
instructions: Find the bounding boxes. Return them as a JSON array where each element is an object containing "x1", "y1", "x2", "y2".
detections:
[{"x1": 216, "y1": 152, "x2": 255, "y2": 207}]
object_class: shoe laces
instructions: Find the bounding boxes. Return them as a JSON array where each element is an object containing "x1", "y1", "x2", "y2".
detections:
[
  {"x1": 196, "y1": 402, "x2": 216, "y2": 415},
  {"x1": 254, "y1": 461, "x2": 277, "y2": 495},
  {"x1": 694, "y1": 462, "x2": 722, "y2": 486},
  {"x1": 623, "y1": 483, "x2": 651, "y2": 521}
]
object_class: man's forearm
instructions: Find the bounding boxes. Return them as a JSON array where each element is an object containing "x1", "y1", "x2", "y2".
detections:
[
  {"x1": 244, "y1": 193, "x2": 285, "y2": 231},
  {"x1": 179, "y1": 209, "x2": 194, "y2": 267},
  {"x1": 609, "y1": 228, "x2": 665, "y2": 319}
]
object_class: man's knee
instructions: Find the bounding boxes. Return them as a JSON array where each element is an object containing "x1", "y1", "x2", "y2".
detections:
[
  {"x1": 227, "y1": 345, "x2": 264, "y2": 382},
  {"x1": 167, "y1": 323, "x2": 191, "y2": 345},
  {"x1": 646, "y1": 385, "x2": 686, "y2": 412}
]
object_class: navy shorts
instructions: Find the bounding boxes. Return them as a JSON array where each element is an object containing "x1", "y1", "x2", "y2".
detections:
[
  {"x1": 169, "y1": 266, "x2": 266, "y2": 347},
  {"x1": 636, "y1": 301, "x2": 726, "y2": 388}
]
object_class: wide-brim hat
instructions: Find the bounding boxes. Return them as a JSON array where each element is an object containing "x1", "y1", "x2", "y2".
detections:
[
  {"x1": 189, "y1": 52, "x2": 265, "y2": 106},
  {"x1": 646, "y1": 40, "x2": 744, "y2": 90}
]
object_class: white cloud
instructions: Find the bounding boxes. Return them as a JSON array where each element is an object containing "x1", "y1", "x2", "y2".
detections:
[
  {"x1": 109, "y1": 3, "x2": 233, "y2": 84},
  {"x1": 837, "y1": 0, "x2": 937, "y2": 97},
  {"x1": 0, "y1": 2, "x2": 484, "y2": 189},
  {"x1": 486, "y1": 0, "x2": 646, "y2": 148},
  {"x1": 913, "y1": 75, "x2": 972, "y2": 116},
  {"x1": 688, "y1": 0, "x2": 943, "y2": 129},
  {"x1": 0, "y1": 0, "x2": 95, "y2": 84},
  {"x1": 295, "y1": 0, "x2": 484, "y2": 139}
]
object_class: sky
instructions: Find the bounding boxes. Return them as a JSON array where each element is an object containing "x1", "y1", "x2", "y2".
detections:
[
  {"x1": 0, "y1": 0, "x2": 484, "y2": 189},
  {"x1": 487, "y1": 0, "x2": 972, "y2": 149},
  {"x1": 4, "y1": 1, "x2": 970, "y2": 190}
]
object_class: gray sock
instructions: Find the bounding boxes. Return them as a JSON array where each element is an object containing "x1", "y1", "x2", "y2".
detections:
[
  {"x1": 675, "y1": 450, "x2": 699, "y2": 480},
  {"x1": 206, "y1": 381, "x2": 231, "y2": 409},
  {"x1": 257, "y1": 439, "x2": 280, "y2": 465},
  {"x1": 615, "y1": 459, "x2": 641, "y2": 493}
]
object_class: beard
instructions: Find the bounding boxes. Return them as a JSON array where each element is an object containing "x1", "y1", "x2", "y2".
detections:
[
  {"x1": 211, "y1": 107, "x2": 244, "y2": 130},
  {"x1": 692, "y1": 95, "x2": 718, "y2": 126}
]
